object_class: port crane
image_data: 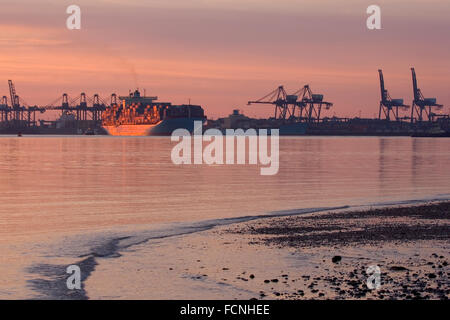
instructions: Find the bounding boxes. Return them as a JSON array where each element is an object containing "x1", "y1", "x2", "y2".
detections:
[
  {"x1": 291, "y1": 85, "x2": 333, "y2": 123},
  {"x1": 9, "y1": 79, "x2": 21, "y2": 121},
  {"x1": 247, "y1": 85, "x2": 333, "y2": 123},
  {"x1": 378, "y1": 70, "x2": 409, "y2": 121},
  {"x1": 0, "y1": 80, "x2": 45, "y2": 127},
  {"x1": 247, "y1": 86, "x2": 291, "y2": 120},
  {"x1": 43, "y1": 92, "x2": 108, "y2": 122},
  {"x1": 410, "y1": 68, "x2": 443, "y2": 122}
]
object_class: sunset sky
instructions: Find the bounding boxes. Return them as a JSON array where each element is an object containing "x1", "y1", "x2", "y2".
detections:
[{"x1": 1, "y1": 0, "x2": 449, "y2": 119}]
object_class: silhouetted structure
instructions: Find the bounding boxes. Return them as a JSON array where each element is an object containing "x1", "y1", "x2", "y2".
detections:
[
  {"x1": 411, "y1": 68, "x2": 443, "y2": 122},
  {"x1": 291, "y1": 85, "x2": 333, "y2": 123},
  {"x1": 0, "y1": 80, "x2": 45, "y2": 129},
  {"x1": 247, "y1": 85, "x2": 332, "y2": 123},
  {"x1": 378, "y1": 70, "x2": 409, "y2": 121}
]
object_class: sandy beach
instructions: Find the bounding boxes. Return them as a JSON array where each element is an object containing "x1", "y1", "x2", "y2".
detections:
[{"x1": 83, "y1": 201, "x2": 449, "y2": 300}]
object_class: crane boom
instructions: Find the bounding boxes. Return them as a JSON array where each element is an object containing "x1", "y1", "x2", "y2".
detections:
[
  {"x1": 8, "y1": 80, "x2": 19, "y2": 108},
  {"x1": 411, "y1": 68, "x2": 420, "y2": 101},
  {"x1": 378, "y1": 70, "x2": 386, "y2": 101}
]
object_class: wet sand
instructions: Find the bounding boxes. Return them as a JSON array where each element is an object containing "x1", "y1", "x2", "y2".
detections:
[
  {"x1": 224, "y1": 202, "x2": 450, "y2": 299},
  {"x1": 84, "y1": 202, "x2": 449, "y2": 300}
]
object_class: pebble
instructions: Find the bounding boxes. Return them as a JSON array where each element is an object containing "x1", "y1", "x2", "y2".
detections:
[{"x1": 332, "y1": 256, "x2": 342, "y2": 263}]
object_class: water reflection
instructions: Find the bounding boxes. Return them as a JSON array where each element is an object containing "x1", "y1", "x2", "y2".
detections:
[{"x1": 0, "y1": 136, "x2": 448, "y2": 241}]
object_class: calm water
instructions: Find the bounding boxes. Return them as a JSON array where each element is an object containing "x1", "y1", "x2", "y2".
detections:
[{"x1": 0, "y1": 136, "x2": 449, "y2": 298}]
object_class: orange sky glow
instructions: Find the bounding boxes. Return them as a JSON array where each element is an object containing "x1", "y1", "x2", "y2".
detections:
[{"x1": 1, "y1": 0, "x2": 449, "y2": 119}]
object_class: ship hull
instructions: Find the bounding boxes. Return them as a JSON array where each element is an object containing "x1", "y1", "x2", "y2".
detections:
[
  {"x1": 279, "y1": 122, "x2": 308, "y2": 135},
  {"x1": 103, "y1": 117, "x2": 205, "y2": 136}
]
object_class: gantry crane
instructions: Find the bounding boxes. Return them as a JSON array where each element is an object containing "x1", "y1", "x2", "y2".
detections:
[
  {"x1": 248, "y1": 85, "x2": 333, "y2": 123},
  {"x1": 43, "y1": 92, "x2": 107, "y2": 122},
  {"x1": 8, "y1": 80, "x2": 22, "y2": 121},
  {"x1": 410, "y1": 68, "x2": 443, "y2": 122},
  {"x1": 8, "y1": 80, "x2": 19, "y2": 109},
  {"x1": 247, "y1": 86, "x2": 291, "y2": 120},
  {"x1": 3, "y1": 80, "x2": 45, "y2": 126},
  {"x1": 378, "y1": 70, "x2": 409, "y2": 121},
  {"x1": 291, "y1": 85, "x2": 333, "y2": 123}
]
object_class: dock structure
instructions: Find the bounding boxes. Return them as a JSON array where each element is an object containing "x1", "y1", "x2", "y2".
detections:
[
  {"x1": 0, "y1": 80, "x2": 46, "y2": 129},
  {"x1": 247, "y1": 84, "x2": 332, "y2": 123},
  {"x1": 0, "y1": 80, "x2": 111, "y2": 133},
  {"x1": 0, "y1": 69, "x2": 448, "y2": 135},
  {"x1": 246, "y1": 68, "x2": 447, "y2": 127},
  {"x1": 44, "y1": 92, "x2": 107, "y2": 122}
]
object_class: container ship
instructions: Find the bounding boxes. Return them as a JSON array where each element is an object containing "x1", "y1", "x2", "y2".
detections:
[{"x1": 102, "y1": 89, "x2": 206, "y2": 136}]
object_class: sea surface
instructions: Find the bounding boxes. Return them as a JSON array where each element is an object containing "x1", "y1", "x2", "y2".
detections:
[{"x1": 0, "y1": 136, "x2": 449, "y2": 299}]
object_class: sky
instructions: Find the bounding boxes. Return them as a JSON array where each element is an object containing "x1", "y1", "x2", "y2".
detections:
[{"x1": 1, "y1": 0, "x2": 449, "y2": 119}]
